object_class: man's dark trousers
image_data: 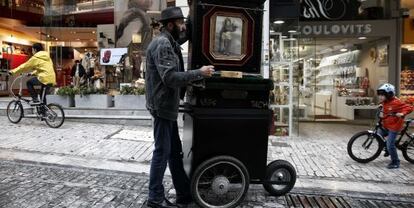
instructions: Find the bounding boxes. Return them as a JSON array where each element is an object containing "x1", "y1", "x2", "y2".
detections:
[{"x1": 148, "y1": 116, "x2": 191, "y2": 203}]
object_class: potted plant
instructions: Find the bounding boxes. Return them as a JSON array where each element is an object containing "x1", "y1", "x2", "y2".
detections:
[
  {"x1": 114, "y1": 86, "x2": 146, "y2": 109},
  {"x1": 46, "y1": 86, "x2": 76, "y2": 107},
  {"x1": 74, "y1": 86, "x2": 113, "y2": 108}
]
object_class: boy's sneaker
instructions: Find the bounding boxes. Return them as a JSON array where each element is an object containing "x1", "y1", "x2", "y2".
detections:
[
  {"x1": 383, "y1": 150, "x2": 389, "y2": 157},
  {"x1": 387, "y1": 163, "x2": 400, "y2": 169}
]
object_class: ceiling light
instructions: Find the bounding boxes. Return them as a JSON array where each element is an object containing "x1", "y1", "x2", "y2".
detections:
[
  {"x1": 340, "y1": 48, "x2": 348, "y2": 52},
  {"x1": 47, "y1": 34, "x2": 50, "y2": 37},
  {"x1": 288, "y1": 30, "x2": 297, "y2": 33},
  {"x1": 270, "y1": 30, "x2": 275, "y2": 33},
  {"x1": 281, "y1": 36, "x2": 288, "y2": 39},
  {"x1": 55, "y1": 38, "x2": 58, "y2": 41},
  {"x1": 92, "y1": 31, "x2": 96, "y2": 34},
  {"x1": 274, "y1": 20, "x2": 285, "y2": 24},
  {"x1": 90, "y1": 39, "x2": 94, "y2": 41},
  {"x1": 358, "y1": 37, "x2": 367, "y2": 40}
]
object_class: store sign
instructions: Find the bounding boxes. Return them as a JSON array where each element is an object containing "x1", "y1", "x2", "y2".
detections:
[
  {"x1": 299, "y1": 23, "x2": 372, "y2": 36},
  {"x1": 301, "y1": 0, "x2": 360, "y2": 21}
]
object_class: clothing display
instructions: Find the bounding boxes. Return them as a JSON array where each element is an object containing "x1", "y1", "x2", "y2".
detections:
[{"x1": 400, "y1": 67, "x2": 414, "y2": 100}]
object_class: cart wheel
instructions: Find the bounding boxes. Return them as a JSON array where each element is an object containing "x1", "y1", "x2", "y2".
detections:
[
  {"x1": 263, "y1": 160, "x2": 296, "y2": 196},
  {"x1": 191, "y1": 156, "x2": 249, "y2": 208}
]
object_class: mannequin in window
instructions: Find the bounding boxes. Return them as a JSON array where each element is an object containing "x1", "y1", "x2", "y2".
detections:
[
  {"x1": 360, "y1": 68, "x2": 370, "y2": 96},
  {"x1": 71, "y1": 60, "x2": 86, "y2": 88}
]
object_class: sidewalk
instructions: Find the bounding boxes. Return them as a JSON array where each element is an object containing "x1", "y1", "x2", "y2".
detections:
[
  {"x1": 1, "y1": 160, "x2": 414, "y2": 208},
  {"x1": 0, "y1": 117, "x2": 414, "y2": 199}
]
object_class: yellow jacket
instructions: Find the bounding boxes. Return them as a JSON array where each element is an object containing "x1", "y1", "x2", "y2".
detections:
[{"x1": 11, "y1": 51, "x2": 56, "y2": 85}]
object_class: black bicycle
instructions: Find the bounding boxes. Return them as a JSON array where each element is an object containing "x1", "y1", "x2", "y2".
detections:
[
  {"x1": 347, "y1": 106, "x2": 414, "y2": 164},
  {"x1": 6, "y1": 73, "x2": 65, "y2": 128}
]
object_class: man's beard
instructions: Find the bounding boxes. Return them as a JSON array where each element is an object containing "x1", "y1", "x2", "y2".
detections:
[{"x1": 171, "y1": 24, "x2": 181, "y2": 41}]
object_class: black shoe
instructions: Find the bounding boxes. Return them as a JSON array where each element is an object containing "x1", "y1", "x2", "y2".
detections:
[
  {"x1": 384, "y1": 150, "x2": 390, "y2": 157},
  {"x1": 145, "y1": 199, "x2": 177, "y2": 208},
  {"x1": 387, "y1": 163, "x2": 400, "y2": 169},
  {"x1": 175, "y1": 197, "x2": 193, "y2": 208}
]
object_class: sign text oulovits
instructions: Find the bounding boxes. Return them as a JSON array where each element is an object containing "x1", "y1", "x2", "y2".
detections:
[{"x1": 299, "y1": 24, "x2": 372, "y2": 36}]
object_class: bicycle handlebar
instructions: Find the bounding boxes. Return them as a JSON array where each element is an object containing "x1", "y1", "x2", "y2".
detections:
[{"x1": 9, "y1": 73, "x2": 32, "y2": 98}]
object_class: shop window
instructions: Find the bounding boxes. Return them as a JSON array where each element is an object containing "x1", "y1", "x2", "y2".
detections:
[{"x1": 401, "y1": 45, "x2": 414, "y2": 101}]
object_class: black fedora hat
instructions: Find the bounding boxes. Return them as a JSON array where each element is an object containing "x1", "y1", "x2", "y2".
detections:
[{"x1": 159, "y1": 7, "x2": 185, "y2": 22}]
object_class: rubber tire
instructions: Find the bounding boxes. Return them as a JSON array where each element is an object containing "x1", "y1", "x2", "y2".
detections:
[
  {"x1": 263, "y1": 160, "x2": 296, "y2": 196},
  {"x1": 191, "y1": 156, "x2": 250, "y2": 208},
  {"x1": 6, "y1": 100, "x2": 23, "y2": 124},
  {"x1": 347, "y1": 131, "x2": 384, "y2": 163},
  {"x1": 44, "y1": 103, "x2": 65, "y2": 128},
  {"x1": 402, "y1": 141, "x2": 414, "y2": 164}
]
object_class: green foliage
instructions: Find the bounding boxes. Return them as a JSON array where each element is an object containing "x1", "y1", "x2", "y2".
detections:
[
  {"x1": 56, "y1": 86, "x2": 76, "y2": 97},
  {"x1": 76, "y1": 86, "x2": 108, "y2": 96},
  {"x1": 120, "y1": 86, "x2": 145, "y2": 95}
]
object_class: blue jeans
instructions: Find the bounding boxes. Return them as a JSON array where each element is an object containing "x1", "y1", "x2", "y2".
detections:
[
  {"x1": 27, "y1": 77, "x2": 48, "y2": 103},
  {"x1": 379, "y1": 129, "x2": 400, "y2": 165},
  {"x1": 148, "y1": 116, "x2": 191, "y2": 203}
]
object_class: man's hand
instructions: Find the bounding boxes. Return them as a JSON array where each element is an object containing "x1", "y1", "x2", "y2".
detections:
[
  {"x1": 396, "y1": 113, "x2": 405, "y2": 118},
  {"x1": 200, "y1": 65, "x2": 215, "y2": 77}
]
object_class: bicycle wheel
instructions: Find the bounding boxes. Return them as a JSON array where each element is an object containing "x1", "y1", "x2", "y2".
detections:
[
  {"x1": 347, "y1": 131, "x2": 384, "y2": 163},
  {"x1": 6, "y1": 100, "x2": 23, "y2": 124},
  {"x1": 191, "y1": 156, "x2": 249, "y2": 208},
  {"x1": 402, "y1": 139, "x2": 414, "y2": 164},
  {"x1": 44, "y1": 103, "x2": 65, "y2": 128}
]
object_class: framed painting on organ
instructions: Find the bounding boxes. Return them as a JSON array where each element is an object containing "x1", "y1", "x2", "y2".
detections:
[{"x1": 189, "y1": 0, "x2": 265, "y2": 73}]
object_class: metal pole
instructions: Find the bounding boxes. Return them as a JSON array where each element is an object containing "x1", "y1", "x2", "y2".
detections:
[{"x1": 262, "y1": 0, "x2": 270, "y2": 79}]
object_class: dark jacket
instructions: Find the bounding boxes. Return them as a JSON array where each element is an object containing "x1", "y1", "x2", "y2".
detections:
[
  {"x1": 71, "y1": 63, "x2": 86, "y2": 78},
  {"x1": 145, "y1": 30, "x2": 204, "y2": 121}
]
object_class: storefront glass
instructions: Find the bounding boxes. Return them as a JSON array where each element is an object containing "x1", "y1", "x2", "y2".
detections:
[
  {"x1": 0, "y1": 0, "x2": 169, "y2": 97},
  {"x1": 269, "y1": 16, "x2": 300, "y2": 136},
  {"x1": 269, "y1": 0, "x2": 401, "y2": 136},
  {"x1": 299, "y1": 36, "x2": 390, "y2": 121}
]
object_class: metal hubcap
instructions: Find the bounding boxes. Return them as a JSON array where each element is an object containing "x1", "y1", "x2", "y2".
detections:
[
  {"x1": 212, "y1": 176, "x2": 230, "y2": 195},
  {"x1": 276, "y1": 171, "x2": 285, "y2": 180}
]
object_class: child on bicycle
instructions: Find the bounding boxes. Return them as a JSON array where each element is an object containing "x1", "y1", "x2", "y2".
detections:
[
  {"x1": 8, "y1": 43, "x2": 56, "y2": 104},
  {"x1": 377, "y1": 83, "x2": 413, "y2": 169}
]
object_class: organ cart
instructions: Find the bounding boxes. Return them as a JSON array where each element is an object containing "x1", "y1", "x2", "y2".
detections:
[{"x1": 180, "y1": 0, "x2": 297, "y2": 207}]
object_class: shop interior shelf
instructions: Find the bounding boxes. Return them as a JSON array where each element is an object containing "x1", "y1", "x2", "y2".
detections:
[
  {"x1": 273, "y1": 82, "x2": 289, "y2": 86},
  {"x1": 401, "y1": 90, "x2": 414, "y2": 94},
  {"x1": 270, "y1": 105, "x2": 289, "y2": 108},
  {"x1": 274, "y1": 122, "x2": 289, "y2": 127},
  {"x1": 345, "y1": 105, "x2": 378, "y2": 109}
]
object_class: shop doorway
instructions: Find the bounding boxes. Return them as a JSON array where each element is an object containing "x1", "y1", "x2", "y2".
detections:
[{"x1": 297, "y1": 37, "x2": 389, "y2": 122}]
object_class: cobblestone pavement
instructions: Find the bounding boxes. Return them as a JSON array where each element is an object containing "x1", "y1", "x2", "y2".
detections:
[
  {"x1": 269, "y1": 123, "x2": 414, "y2": 184},
  {"x1": 0, "y1": 118, "x2": 154, "y2": 164},
  {"x1": 1, "y1": 118, "x2": 414, "y2": 202},
  {"x1": 1, "y1": 160, "x2": 414, "y2": 208},
  {"x1": 1, "y1": 118, "x2": 413, "y2": 185}
]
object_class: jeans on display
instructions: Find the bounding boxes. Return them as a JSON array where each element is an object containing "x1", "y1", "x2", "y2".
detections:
[
  {"x1": 148, "y1": 116, "x2": 191, "y2": 203},
  {"x1": 379, "y1": 128, "x2": 400, "y2": 165}
]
